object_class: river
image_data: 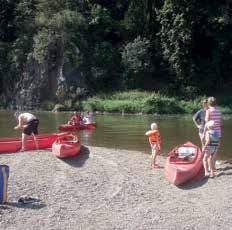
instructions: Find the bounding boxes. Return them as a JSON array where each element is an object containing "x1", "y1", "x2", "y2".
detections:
[{"x1": 0, "y1": 110, "x2": 231, "y2": 160}]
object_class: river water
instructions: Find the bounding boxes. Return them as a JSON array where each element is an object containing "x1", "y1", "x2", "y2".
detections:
[{"x1": 0, "y1": 110, "x2": 231, "y2": 160}]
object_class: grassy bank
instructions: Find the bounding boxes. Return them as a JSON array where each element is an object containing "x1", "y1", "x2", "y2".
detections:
[{"x1": 43, "y1": 91, "x2": 232, "y2": 114}]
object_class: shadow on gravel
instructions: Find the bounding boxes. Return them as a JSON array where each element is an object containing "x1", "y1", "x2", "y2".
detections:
[
  {"x1": 3, "y1": 198, "x2": 46, "y2": 210},
  {"x1": 223, "y1": 159, "x2": 232, "y2": 164},
  {"x1": 178, "y1": 177, "x2": 208, "y2": 190},
  {"x1": 215, "y1": 165, "x2": 232, "y2": 177},
  {"x1": 60, "y1": 145, "x2": 90, "y2": 168},
  {"x1": 177, "y1": 167, "x2": 208, "y2": 190}
]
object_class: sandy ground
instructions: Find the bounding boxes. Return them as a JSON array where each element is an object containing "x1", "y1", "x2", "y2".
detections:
[{"x1": 0, "y1": 145, "x2": 232, "y2": 230}]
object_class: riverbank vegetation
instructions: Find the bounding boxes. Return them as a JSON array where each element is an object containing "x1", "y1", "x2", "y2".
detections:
[
  {"x1": 41, "y1": 91, "x2": 232, "y2": 114},
  {"x1": 0, "y1": 1, "x2": 232, "y2": 110}
]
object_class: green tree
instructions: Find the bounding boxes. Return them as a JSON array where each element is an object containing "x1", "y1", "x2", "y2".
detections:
[
  {"x1": 158, "y1": 0, "x2": 194, "y2": 87},
  {"x1": 122, "y1": 36, "x2": 152, "y2": 89},
  {"x1": 0, "y1": 0, "x2": 18, "y2": 94}
]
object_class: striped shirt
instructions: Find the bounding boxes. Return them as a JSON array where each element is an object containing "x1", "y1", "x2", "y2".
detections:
[{"x1": 208, "y1": 108, "x2": 222, "y2": 137}]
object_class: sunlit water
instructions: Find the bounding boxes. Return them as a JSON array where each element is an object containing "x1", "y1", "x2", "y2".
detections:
[{"x1": 0, "y1": 110, "x2": 231, "y2": 160}]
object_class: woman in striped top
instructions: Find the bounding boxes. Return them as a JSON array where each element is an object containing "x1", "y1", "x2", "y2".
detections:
[{"x1": 203, "y1": 97, "x2": 222, "y2": 171}]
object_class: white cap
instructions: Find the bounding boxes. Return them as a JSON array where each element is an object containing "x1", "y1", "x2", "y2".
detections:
[
  {"x1": 206, "y1": 120, "x2": 215, "y2": 129},
  {"x1": 151, "y1": 123, "x2": 158, "y2": 130}
]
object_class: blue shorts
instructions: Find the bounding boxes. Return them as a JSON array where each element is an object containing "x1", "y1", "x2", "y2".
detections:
[{"x1": 205, "y1": 145, "x2": 218, "y2": 155}]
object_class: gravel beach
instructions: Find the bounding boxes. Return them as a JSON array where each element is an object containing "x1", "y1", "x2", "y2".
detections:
[{"x1": 0, "y1": 146, "x2": 232, "y2": 230}]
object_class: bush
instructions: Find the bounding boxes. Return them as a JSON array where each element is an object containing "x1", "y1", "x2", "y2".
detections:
[
  {"x1": 40, "y1": 100, "x2": 55, "y2": 111},
  {"x1": 83, "y1": 97, "x2": 105, "y2": 112},
  {"x1": 218, "y1": 106, "x2": 232, "y2": 114},
  {"x1": 73, "y1": 101, "x2": 83, "y2": 111},
  {"x1": 68, "y1": 91, "x2": 232, "y2": 114},
  {"x1": 142, "y1": 94, "x2": 184, "y2": 114},
  {"x1": 179, "y1": 100, "x2": 202, "y2": 114},
  {"x1": 102, "y1": 100, "x2": 142, "y2": 113},
  {"x1": 217, "y1": 96, "x2": 232, "y2": 107},
  {"x1": 110, "y1": 90, "x2": 150, "y2": 101}
]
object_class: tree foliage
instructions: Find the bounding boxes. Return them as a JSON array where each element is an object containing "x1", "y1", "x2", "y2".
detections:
[{"x1": 0, "y1": 0, "x2": 232, "y2": 99}]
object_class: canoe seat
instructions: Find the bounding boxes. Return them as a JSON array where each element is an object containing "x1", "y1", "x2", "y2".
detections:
[{"x1": 177, "y1": 147, "x2": 196, "y2": 158}]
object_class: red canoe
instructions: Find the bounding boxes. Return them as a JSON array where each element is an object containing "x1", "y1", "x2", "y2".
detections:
[
  {"x1": 165, "y1": 141, "x2": 203, "y2": 186},
  {"x1": 0, "y1": 132, "x2": 69, "y2": 153},
  {"x1": 52, "y1": 134, "x2": 81, "y2": 158},
  {"x1": 58, "y1": 122, "x2": 96, "y2": 131}
]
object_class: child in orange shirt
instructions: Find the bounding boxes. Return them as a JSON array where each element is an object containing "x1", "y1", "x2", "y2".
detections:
[{"x1": 145, "y1": 123, "x2": 161, "y2": 168}]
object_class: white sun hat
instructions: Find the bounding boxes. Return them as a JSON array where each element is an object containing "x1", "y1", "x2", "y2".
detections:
[{"x1": 151, "y1": 122, "x2": 158, "y2": 130}]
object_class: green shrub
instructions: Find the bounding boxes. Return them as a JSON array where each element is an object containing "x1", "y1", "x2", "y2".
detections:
[
  {"x1": 69, "y1": 91, "x2": 232, "y2": 114},
  {"x1": 40, "y1": 100, "x2": 55, "y2": 111},
  {"x1": 0, "y1": 102, "x2": 7, "y2": 109},
  {"x1": 83, "y1": 97, "x2": 105, "y2": 112},
  {"x1": 142, "y1": 94, "x2": 184, "y2": 114},
  {"x1": 102, "y1": 100, "x2": 142, "y2": 113},
  {"x1": 217, "y1": 96, "x2": 232, "y2": 107},
  {"x1": 73, "y1": 101, "x2": 83, "y2": 111},
  {"x1": 218, "y1": 106, "x2": 232, "y2": 114},
  {"x1": 179, "y1": 100, "x2": 201, "y2": 114},
  {"x1": 110, "y1": 90, "x2": 150, "y2": 101}
]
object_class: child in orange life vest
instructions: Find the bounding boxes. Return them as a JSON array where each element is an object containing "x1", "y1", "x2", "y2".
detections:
[{"x1": 145, "y1": 123, "x2": 161, "y2": 168}]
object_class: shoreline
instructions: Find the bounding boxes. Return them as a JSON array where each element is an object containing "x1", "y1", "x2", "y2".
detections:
[
  {"x1": 0, "y1": 145, "x2": 232, "y2": 229},
  {"x1": 2, "y1": 108, "x2": 232, "y2": 115}
]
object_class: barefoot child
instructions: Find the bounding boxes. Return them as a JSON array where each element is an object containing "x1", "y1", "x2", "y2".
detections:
[
  {"x1": 202, "y1": 120, "x2": 220, "y2": 177},
  {"x1": 145, "y1": 123, "x2": 161, "y2": 168}
]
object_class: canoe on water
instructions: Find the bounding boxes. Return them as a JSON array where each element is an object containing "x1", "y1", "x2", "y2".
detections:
[
  {"x1": 58, "y1": 122, "x2": 96, "y2": 131},
  {"x1": 0, "y1": 132, "x2": 69, "y2": 153},
  {"x1": 165, "y1": 141, "x2": 203, "y2": 186},
  {"x1": 52, "y1": 134, "x2": 81, "y2": 158}
]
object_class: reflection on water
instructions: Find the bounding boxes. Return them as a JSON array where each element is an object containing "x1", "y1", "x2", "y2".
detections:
[
  {"x1": 0, "y1": 110, "x2": 231, "y2": 160},
  {"x1": 81, "y1": 129, "x2": 94, "y2": 142}
]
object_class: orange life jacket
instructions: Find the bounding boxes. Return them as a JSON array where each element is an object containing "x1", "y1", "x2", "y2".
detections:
[{"x1": 145, "y1": 129, "x2": 161, "y2": 144}]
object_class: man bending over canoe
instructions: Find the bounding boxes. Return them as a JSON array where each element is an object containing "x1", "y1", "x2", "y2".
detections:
[{"x1": 14, "y1": 112, "x2": 39, "y2": 151}]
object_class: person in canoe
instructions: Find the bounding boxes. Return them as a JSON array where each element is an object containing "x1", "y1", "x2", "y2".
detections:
[
  {"x1": 202, "y1": 120, "x2": 220, "y2": 178},
  {"x1": 82, "y1": 111, "x2": 93, "y2": 124},
  {"x1": 14, "y1": 112, "x2": 39, "y2": 151},
  {"x1": 68, "y1": 111, "x2": 83, "y2": 126},
  {"x1": 192, "y1": 99, "x2": 208, "y2": 147},
  {"x1": 145, "y1": 122, "x2": 162, "y2": 169},
  {"x1": 203, "y1": 96, "x2": 222, "y2": 172}
]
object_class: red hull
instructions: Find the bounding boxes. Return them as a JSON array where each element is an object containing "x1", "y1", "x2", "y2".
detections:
[
  {"x1": 0, "y1": 132, "x2": 69, "y2": 153},
  {"x1": 58, "y1": 122, "x2": 96, "y2": 131},
  {"x1": 165, "y1": 141, "x2": 203, "y2": 186},
  {"x1": 52, "y1": 134, "x2": 81, "y2": 158}
]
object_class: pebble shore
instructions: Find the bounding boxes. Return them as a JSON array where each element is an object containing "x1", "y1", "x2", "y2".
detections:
[{"x1": 0, "y1": 146, "x2": 232, "y2": 230}]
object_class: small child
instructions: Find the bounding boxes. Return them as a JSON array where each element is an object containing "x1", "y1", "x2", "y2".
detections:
[
  {"x1": 145, "y1": 123, "x2": 161, "y2": 168},
  {"x1": 83, "y1": 111, "x2": 93, "y2": 124},
  {"x1": 202, "y1": 120, "x2": 220, "y2": 177}
]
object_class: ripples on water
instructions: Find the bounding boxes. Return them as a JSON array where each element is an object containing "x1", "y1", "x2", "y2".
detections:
[{"x1": 0, "y1": 111, "x2": 231, "y2": 160}]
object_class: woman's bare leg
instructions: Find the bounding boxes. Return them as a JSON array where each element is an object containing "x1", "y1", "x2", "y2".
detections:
[
  {"x1": 203, "y1": 154, "x2": 210, "y2": 176},
  {"x1": 209, "y1": 155, "x2": 215, "y2": 177}
]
